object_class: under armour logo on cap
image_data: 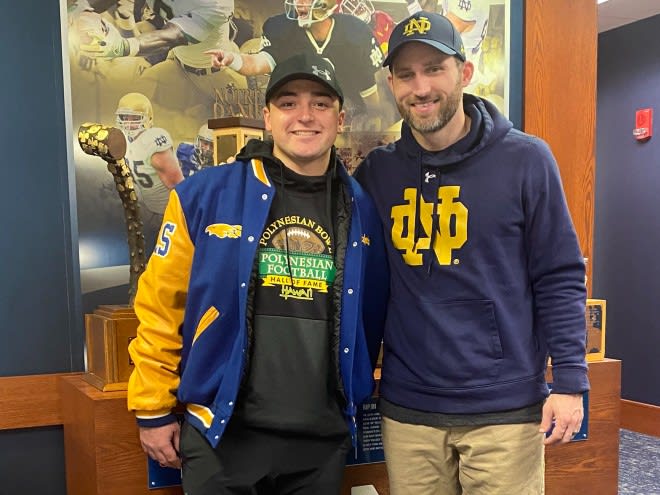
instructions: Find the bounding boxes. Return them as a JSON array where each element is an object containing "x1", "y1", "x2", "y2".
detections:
[
  {"x1": 265, "y1": 53, "x2": 344, "y2": 105},
  {"x1": 311, "y1": 65, "x2": 332, "y2": 81}
]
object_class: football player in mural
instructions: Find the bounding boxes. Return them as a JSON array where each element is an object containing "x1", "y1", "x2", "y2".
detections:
[
  {"x1": 72, "y1": 0, "x2": 247, "y2": 120},
  {"x1": 115, "y1": 92, "x2": 183, "y2": 246},
  {"x1": 74, "y1": 0, "x2": 233, "y2": 62},
  {"x1": 176, "y1": 123, "x2": 215, "y2": 177},
  {"x1": 206, "y1": 0, "x2": 394, "y2": 130}
]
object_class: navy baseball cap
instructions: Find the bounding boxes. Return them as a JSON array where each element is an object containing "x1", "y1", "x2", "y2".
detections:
[
  {"x1": 265, "y1": 53, "x2": 344, "y2": 105},
  {"x1": 383, "y1": 11, "x2": 466, "y2": 67}
]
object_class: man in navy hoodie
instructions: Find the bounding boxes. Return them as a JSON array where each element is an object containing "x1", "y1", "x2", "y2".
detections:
[{"x1": 355, "y1": 11, "x2": 589, "y2": 495}]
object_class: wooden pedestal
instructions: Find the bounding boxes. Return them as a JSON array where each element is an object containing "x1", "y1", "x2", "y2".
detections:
[
  {"x1": 59, "y1": 376, "x2": 180, "y2": 495},
  {"x1": 60, "y1": 360, "x2": 621, "y2": 495},
  {"x1": 83, "y1": 305, "x2": 138, "y2": 391},
  {"x1": 544, "y1": 359, "x2": 621, "y2": 495}
]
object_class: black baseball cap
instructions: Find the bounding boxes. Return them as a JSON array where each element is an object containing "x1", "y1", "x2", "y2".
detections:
[
  {"x1": 265, "y1": 52, "x2": 344, "y2": 105},
  {"x1": 383, "y1": 11, "x2": 466, "y2": 67}
]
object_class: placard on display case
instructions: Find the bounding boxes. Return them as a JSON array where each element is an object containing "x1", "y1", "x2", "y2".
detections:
[{"x1": 586, "y1": 299, "x2": 606, "y2": 362}]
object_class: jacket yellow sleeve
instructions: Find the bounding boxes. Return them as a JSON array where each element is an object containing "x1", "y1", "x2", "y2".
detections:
[{"x1": 127, "y1": 190, "x2": 193, "y2": 419}]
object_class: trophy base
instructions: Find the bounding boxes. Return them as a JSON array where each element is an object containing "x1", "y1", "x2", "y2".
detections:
[{"x1": 84, "y1": 305, "x2": 138, "y2": 391}]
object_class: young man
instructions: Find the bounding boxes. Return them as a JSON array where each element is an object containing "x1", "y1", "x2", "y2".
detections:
[
  {"x1": 354, "y1": 11, "x2": 589, "y2": 495},
  {"x1": 127, "y1": 52, "x2": 388, "y2": 494}
]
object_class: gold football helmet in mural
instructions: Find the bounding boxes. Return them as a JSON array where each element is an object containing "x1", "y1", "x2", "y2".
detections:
[
  {"x1": 115, "y1": 92, "x2": 154, "y2": 142},
  {"x1": 284, "y1": 0, "x2": 340, "y2": 28},
  {"x1": 195, "y1": 124, "x2": 214, "y2": 167}
]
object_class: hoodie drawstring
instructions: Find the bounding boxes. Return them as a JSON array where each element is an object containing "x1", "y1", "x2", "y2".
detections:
[
  {"x1": 325, "y1": 153, "x2": 336, "y2": 251},
  {"x1": 427, "y1": 173, "x2": 441, "y2": 277},
  {"x1": 415, "y1": 152, "x2": 440, "y2": 277},
  {"x1": 413, "y1": 151, "x2": 423, "y2": 257},
  {"x1": 279, "y1": 163, "x2": 294, "y2": 284}
]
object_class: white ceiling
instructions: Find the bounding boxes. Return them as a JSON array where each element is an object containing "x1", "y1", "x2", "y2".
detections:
[{"x1": 598, "y1": 0, "x2": 660, "y2": 33}]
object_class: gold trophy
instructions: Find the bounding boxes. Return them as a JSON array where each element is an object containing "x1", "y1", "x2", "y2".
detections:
[{"x1": 77, "y1": 123, "x2": 146, "y2": 391}]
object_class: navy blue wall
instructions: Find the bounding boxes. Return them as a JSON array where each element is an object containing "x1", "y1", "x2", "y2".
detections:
[
  {"x1": 0, "y1": 0, "x2": 82, "y2": 491},
  {"x1": 595, "y1": 14, "x2": 660, "y2": 406}
]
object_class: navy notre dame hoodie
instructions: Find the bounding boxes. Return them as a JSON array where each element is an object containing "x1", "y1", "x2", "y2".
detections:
[{"x1": 355, "y1": 94, "x2": 589, "y2": 415}]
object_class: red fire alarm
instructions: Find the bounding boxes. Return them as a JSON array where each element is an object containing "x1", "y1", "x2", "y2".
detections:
[{"x1": 633, "y1": 108, "x2": 653, "y2": 141}]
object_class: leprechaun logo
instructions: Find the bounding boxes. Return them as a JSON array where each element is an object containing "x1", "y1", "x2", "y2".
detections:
[{"x1": 258, "y1": 216, "x2": 335, "y2": 301}]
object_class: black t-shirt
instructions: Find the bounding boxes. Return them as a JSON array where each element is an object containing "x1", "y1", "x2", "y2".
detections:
[{"x1": 235, "y1": 160, "x2": 347, "y2": 437}]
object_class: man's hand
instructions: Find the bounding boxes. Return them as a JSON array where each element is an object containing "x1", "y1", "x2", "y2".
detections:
[
  {"x1": 74, "y1": 12, "x2": 135, "y2": 58},
  {"x1": 540, "y1": 393, "x2": 584, "y2": 445},
  {"x1": 205, "y1": 49, "x2": 240, "y2": 70},
  {"x1": 74, "y1": 12, "x2": 124, "y2": 58},
  {"x1": 139, "y1": 422, "x2": 181, "y2": 469}
]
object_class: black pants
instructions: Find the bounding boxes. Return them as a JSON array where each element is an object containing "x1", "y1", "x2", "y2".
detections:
[{"x1": 180, "y1": 420, "x2": 350, "y2": 495}]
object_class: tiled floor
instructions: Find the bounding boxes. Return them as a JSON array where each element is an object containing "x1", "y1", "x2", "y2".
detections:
[{"x1": 619, "y1": 429, "x2": 660, "y2": 494}]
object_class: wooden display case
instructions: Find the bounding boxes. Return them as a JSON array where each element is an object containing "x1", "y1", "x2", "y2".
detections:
[
  {"x1": 83, "y1": 305, "x2": 138, "y2": 391},
  {"x1": 208, "y1": 117, "x2": 265, "y2": 165}
]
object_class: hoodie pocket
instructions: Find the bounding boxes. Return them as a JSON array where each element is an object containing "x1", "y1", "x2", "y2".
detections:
[{"x1": 389, "y1": 298, "x2": 503, "y2": 388}]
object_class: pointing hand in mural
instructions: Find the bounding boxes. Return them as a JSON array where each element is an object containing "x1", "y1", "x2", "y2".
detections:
[{"x1": 205, "y1": 46, "x2": 260, "y2": 74}]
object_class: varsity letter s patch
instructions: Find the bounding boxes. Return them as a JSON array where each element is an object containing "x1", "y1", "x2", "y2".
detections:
[{"x1": 154, "y1": 222, "x2": 176, "y2": 257}]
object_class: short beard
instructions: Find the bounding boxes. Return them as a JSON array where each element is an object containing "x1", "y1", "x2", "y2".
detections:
[{"x1": 399, "y1": 83, "x2": 463, "y2": 134}]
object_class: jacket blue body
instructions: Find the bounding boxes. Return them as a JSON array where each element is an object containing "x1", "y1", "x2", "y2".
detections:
[{"x1": 128, "y1": 157, "x2": 389, "y2": 448}]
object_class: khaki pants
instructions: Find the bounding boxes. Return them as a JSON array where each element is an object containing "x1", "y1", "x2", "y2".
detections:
[{"x1": 381, "y1": 417, "x2": 545, "y2": 495}]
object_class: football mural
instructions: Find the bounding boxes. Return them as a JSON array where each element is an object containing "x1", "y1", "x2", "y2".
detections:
[{"x1": 64, "y1": 0, "x2": 511, "y2": 311}]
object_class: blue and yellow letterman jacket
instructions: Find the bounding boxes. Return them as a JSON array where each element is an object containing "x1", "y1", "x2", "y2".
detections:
[{"x1": 127, "y1": 152, "x2": 388, "y2": 448}]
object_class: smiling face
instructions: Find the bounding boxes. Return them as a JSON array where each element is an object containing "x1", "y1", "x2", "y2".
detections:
[
  {"x1": 388, "y1": 42, "x2": 473, "y2": 142},
  {"x1": 264, "y1": 78, "x2": 344, "y2": 176}
]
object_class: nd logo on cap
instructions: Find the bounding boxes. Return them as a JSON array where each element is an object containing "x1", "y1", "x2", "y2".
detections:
[{"x1": 403, "y1": 16, "x2": 432, "y2": 37}]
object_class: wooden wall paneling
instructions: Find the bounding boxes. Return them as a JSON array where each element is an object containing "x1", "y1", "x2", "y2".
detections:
[
  {"x1": 60, "y1": 375, "x2": 101, "y2": 495},
  {"x1": 620, "y1": 399, "x2": 660, "y2": 437},
  {"x1": 524, "y1": 0, "x2": 597, "y2": 294},
  {"x1": 0, "y1": 373, "x2": 79, "y2": 430}
]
